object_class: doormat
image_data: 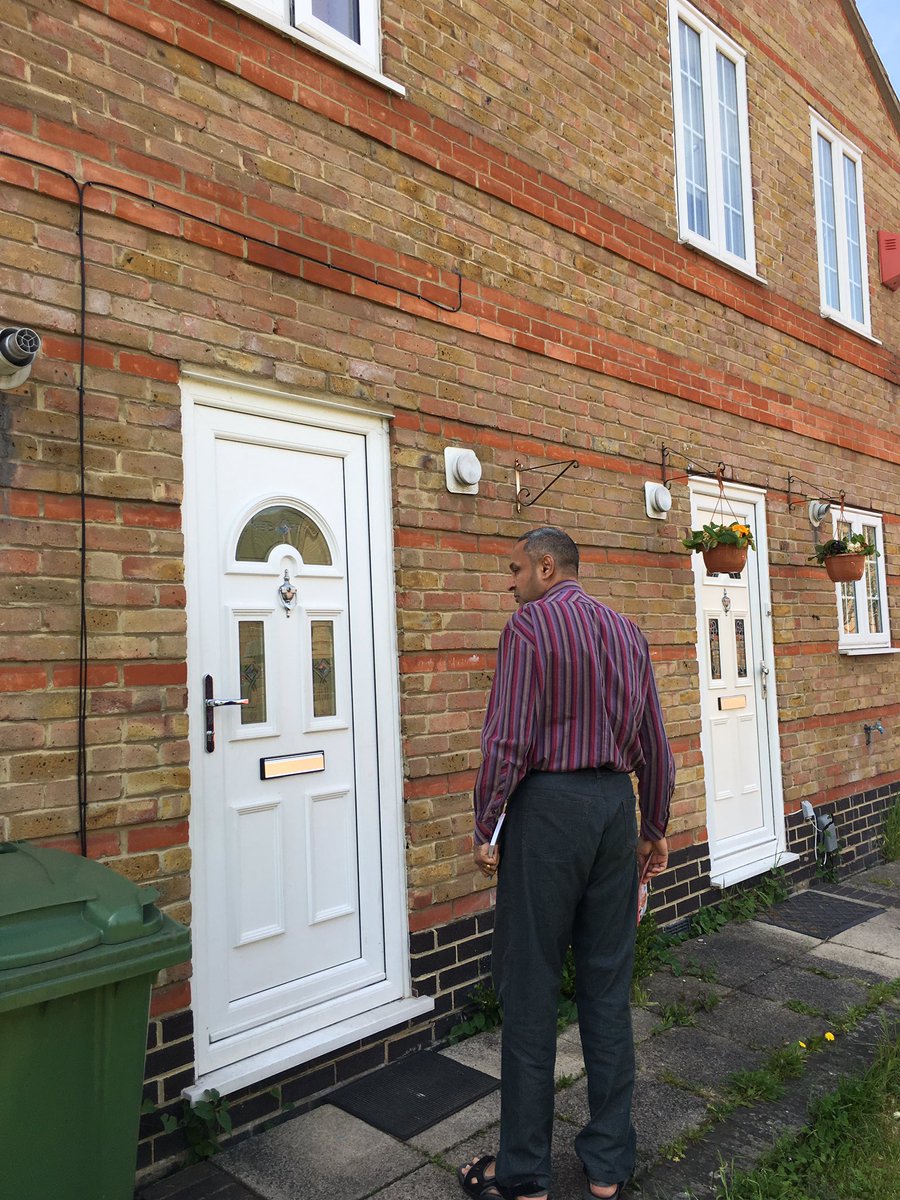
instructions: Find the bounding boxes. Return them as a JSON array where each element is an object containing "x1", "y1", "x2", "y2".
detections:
[
  {"x1": 759, "y1": 889, "x2": 883, "y2": 939},
  {"x1": 329, "y1": 1052, "x2": 498, "y2": 1139}
]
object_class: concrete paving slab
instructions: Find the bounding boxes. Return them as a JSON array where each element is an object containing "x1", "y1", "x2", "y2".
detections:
[
  {"x1": 855, "y1": 861, "x2": 900, "y2": 888},
  {"x1": 691, "y1": 990, "x2": 823, "y2": 1050},
  {"x1": 636, "y1": 1024, "x2": 759, "y2": 1092},
  {"x1": 827, "y1": 907, "x2": 900, "y2": 957},
  {"x1": 631, "y1": 1005, "x2": 658, "y2": 1043},
  {"x1": 408, "y1": 1088, "x2": 501, "y2": 1155},
  {"x1": 439, "y1": 1028, "x2": 502, "y2": 1078},
  {"x1": 138, "y1": 1163, "x2": 256, "y2": 1200},
  {"x1": 440, "y1": 1022, "x2": 585, "y2": 1085},
  {"x1": 215, "y1": 1104, "x2": 425, "y2": 1200},
  {"x1": 671, "y1": 922, "x2": 818, "y2": 989},
  {"x1": 740, "y1": 962, "x2": 871, "y2": 1018},
  {"x1": 807, "y1": 940, "x2": 900, "y2": 979},
  {"x1": 367, "y1": 1162, "x2": 460, "y2": 1199}
]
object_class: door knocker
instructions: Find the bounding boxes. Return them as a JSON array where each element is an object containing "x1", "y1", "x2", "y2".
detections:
[
  {"x1": 721, "y1": 589, "x2": 732, "y2": 613},
  {"x1": 278, "y1": 570, "x2": 298, "y2": 617}
]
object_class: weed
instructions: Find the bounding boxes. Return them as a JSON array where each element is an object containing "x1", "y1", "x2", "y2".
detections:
[
  {"x1": 882, "y1": 797, "x2": 900, "y2": 862},
  {"x1": 784, "y1": 998, "x2": 825, "y2": 1018},
  {"x1": 652, "y1": 1000, "x2": 696, "y2": 1035},
  {"x1": 447, "y1": 983, "x2": 504, "y2": 1043},
  {"x1": 688, "y1": 869, "x2": 790, "y2": 939},
  {"x1": 694, "y1": 990, "x2": 721, "y2": 1012},
  {"x1": 158, "y1": 1090, "x2": 233, "y2": 1162}
]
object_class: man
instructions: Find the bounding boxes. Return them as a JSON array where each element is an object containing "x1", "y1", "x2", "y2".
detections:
[{"x1": 457, "y1": 528, "x2": 674, "y2": 1200}]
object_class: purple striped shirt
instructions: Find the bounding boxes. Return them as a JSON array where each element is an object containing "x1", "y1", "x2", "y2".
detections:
[{"x1": 473, "y1": 580, "x2": 675, "y2": 844}]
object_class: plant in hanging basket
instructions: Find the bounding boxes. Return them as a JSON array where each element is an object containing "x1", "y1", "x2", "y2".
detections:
[
  {"x1": 683, "y1": 521, "x2": 755, "y2": 573},
  {"x1": 808, "y1": 534, "x2": 878, "y2": 583}
]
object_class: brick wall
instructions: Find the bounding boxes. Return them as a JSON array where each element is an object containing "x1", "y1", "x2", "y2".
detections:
[{"x1": 0, "y1": 0, "x2": 898, "y2": 1176}]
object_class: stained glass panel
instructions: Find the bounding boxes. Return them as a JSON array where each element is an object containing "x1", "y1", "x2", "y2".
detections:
[
  {"x1": 735, "y1": 618, "x2": 748, "y2": 678},
  {"x1": 311, "y1": 621, "x2": 337, "y2": 718},
  {"x1": 708, "y1": 618, "x2": 722, "y2": 681},
  {"x1": 238, "y1": 621, "x2": 267, "y2": 724},
  {"x1": 237, "y1": 506, "x2": 331, "y2": 565}
]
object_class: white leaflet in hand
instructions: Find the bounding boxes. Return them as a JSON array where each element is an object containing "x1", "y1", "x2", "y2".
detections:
[{"x1": 489, "y1": 813, "x2": 505, "y2": 847}]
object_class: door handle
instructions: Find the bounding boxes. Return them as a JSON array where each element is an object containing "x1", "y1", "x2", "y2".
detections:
[
  {"x1": 759, "y1": 661, "x2": 769, "y2": 699},
  {"x1": 204, "y1": 674, "x2": 248, "y2": 753}
]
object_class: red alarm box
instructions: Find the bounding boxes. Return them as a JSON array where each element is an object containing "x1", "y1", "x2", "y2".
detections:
[{"x1": 879, "y1": 231, "x2": 900, "y2": 291}]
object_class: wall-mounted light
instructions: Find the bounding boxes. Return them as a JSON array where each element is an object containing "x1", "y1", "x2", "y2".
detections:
[
  {"x1": 644, "y1": 481, "x2": 672, "y2": 520},
  {"x1": 0, "y1": 327, "x2": 42, "y2": 390},
  {"x1": 444, "y1": 447, "x2": 482, "y2": 494},
  {"x1": 808, "y1": 500, "x2": 831, "y2": 528}
]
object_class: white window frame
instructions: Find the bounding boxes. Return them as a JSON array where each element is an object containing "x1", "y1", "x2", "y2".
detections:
[
  {"x1": 809, "y1": 112, "x2": 872, "y2": 337},
  {"x1": 668, "y1": 0, "x2": 757, "y2": 275},
  {"x1": 830, "y1": 508, "x2": 891, "y2": 654},
  {"x1": 221, "y1": 0, "x2": 395, "y2": 90}
]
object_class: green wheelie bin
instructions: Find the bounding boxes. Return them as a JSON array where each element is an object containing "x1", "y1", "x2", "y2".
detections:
[{"x1": 0, "y1": 841, "x2": 191, "y2": 1200}]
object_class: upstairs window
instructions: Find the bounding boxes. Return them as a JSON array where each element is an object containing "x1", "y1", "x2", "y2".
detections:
[
  {"x1": 810, "y1": 113, "x2": 871, "y2": 335},
  {"x1": 831, "y1": 509, "x2": 890, "y2": 654},
  {"x1": 668, "y1": 0, "x2": 757, "y2": 274},
  {"x1": 236, "y1": 0, "x2": 380, "y2": 74}
]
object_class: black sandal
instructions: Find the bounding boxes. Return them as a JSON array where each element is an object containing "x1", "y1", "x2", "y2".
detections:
[
  {"x1": 580, "y1": 1170, "x2": 625, "y2": 1200},
  {"x1": 457, "y1": 1155, "x2": 546, "y2": 1199}
]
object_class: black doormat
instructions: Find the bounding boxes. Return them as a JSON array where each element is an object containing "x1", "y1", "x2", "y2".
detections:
[
  {"x1": 759, "y1": 889, "x2": 883, "y2": 938},
  {"x1": 329, "y1": 1052, "x2": 498, "y2": 1139}
]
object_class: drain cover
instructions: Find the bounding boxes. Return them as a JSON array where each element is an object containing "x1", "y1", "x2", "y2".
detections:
[
  {"x1": 330, "y1": 1051, "x2": 498, "y2": 1139},
  {"x1": 760, "y1": 889, "x2": 882, "y2": 938}
]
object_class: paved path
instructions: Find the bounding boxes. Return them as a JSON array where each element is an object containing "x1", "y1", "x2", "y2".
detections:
[{"x1": 138, "y1": 864, "x2": 900, "y2": 1200}]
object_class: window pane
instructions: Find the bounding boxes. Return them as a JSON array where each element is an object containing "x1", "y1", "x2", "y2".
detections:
[
  {"x1": 679, "y1": 21, "x2": 710, "y2": 239},
  {"x1": 842, "y1": 154, "x2": 864, "y2": 323},
  {"x1": 863, "y1": 524, "x2": 882, "y2": 634},
  {"x1": 236, "y1": 506, "x2": 332, "y2": 565},
  {"x1": 239, "y1": 621, "x2": 267, "y2": 724},
  {"x1": 312, "y1": 0, "x2": 360, "y2": 42},
  {"x1": 716, "y1": 52, "x2": 745, "y2": 258},
  {"x1": 817, "y1": 135, "x2": 841, "y2": 310},
  {"x1": 310, "y1": 621, "x2": 337, "y2": 718}
]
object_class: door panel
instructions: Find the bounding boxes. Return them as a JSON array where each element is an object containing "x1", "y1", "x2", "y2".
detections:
[
  {"x1": 191, "y1": 404, "x2": 387, "y2": 1055},
  {"x1": 690, "y1": 484, "x2": 786, "y2": 886}
]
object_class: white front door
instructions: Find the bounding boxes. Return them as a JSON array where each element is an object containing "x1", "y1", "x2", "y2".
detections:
[
  {"x1": 183, "y1": 381, "x2": 430, "y2": 1092},
  {"x1": 688, "y1": 480, "x2": 793, "y2": 888}
]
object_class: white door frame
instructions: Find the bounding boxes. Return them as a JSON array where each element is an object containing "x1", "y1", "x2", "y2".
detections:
[
  {"x1": 688, "y1": 477, "x2": 795, "y2": 888},
  {"x1": 181, "y1": 372, "x2": 431, "y2": 1099}
]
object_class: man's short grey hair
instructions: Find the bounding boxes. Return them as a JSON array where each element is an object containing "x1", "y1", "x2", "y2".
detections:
[{"x1": 516, "y1": 527, "x2": 580, "y2": 573}]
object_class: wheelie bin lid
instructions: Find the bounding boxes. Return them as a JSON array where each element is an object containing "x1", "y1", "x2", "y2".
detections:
[{"x1": 0, "y1": 841, "x2": 166, "y2": 969}]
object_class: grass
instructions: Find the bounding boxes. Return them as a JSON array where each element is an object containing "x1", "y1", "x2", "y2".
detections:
[{"x1": 714, "y1": 1031, "x2": 900, "y2": 1200}]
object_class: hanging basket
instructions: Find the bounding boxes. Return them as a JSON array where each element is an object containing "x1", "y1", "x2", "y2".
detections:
[
  {"x1": 702, "y1": 543, "x2": 748, "y2": 574},
  {"x1": 824, "y1": 553, "x2": 866, "y2": 583}
]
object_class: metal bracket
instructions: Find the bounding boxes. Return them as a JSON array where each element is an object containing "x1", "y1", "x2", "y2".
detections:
[
  {"x1": 787, "y1": 475, "x2": 844, "y2": 512},
  {"x1": 514, "y1": 458, "x2": 579, "y2": 513}
]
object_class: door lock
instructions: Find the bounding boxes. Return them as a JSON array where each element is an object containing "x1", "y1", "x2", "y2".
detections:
[{"x1": 204, "y1": 674, "x2": 249, "y2": 752}]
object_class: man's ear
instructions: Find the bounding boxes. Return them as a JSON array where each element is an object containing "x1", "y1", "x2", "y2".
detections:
[{"x1": 539, "y1": 554, "x2": 555, "y2": 579}]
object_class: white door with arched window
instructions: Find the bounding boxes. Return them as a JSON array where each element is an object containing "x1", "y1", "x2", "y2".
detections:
[{"x1": 183, "y1": 381, "x2": 430, "y2": 1093}]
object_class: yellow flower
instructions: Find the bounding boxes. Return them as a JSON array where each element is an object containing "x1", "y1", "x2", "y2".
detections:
[
  {"x1": 731, "y1": 523, "x2": 752, "y2": 537},
  {"x1": 798, "y1": 1041, "x2": 806, "y2": 1048},
  {"x1": 825, "y1": 1031, "x2": 835, "y2": 1041}
]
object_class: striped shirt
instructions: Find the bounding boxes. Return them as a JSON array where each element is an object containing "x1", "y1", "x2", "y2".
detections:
[{"x1": 473, "y1": 580, "x2": 675, "y2": 845}]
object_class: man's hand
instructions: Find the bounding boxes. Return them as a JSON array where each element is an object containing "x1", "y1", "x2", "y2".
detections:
[
  {"x1": 474, "y1": 842, "x2": 499, "y2": 879},
  {"x1": 637, "y1": 836, "x2": 668, "y2": 879}
]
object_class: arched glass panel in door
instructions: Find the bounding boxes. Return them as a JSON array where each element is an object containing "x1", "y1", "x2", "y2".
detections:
[{"x1": 235, "y1": 505, "x2": 332, "y2": 565}]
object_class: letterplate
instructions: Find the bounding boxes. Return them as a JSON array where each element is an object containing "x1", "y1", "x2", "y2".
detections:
[
  {"x1": 260, "y1": 751, "x2": 325, "y2": 780},
  {"x1": 718, "y1": 696, "x2": 747, "y2": 711}
]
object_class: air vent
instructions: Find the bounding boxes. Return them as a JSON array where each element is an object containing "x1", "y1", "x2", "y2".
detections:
[{"x1": 878, "y1": 230, "x2": 900, "y2": 291}]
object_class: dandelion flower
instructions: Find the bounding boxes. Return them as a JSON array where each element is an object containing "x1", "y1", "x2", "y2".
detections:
[
  {"x1": 798, "y1": 1041, "x2": 806, "y2": 1048},
  {"x1": 825, "y1": 1031, "x2": 835, "y2": 1041}
]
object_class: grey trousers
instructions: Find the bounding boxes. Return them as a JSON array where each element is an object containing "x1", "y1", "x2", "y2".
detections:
[{"x1": 492, "y1": 769, "x2": 639, "y2": 1192}]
